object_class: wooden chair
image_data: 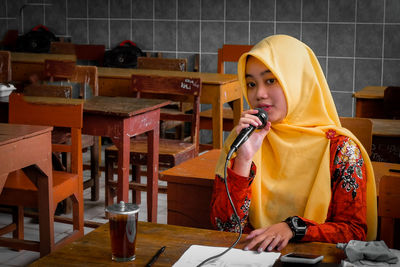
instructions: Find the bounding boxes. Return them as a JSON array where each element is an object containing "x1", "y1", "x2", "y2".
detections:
[
  {"x1": 199, "y1": 44, "x2": 252, "y2": 149},
  {"x1": 104, "y1": 74, "x2": 201, "y2": 218},
  {"x1": 0, "y1": 50, "x2": 11, "y2": 83},
  {"x1": 39, "y1": 61, "x2": 100, "y2": 201},
  {"x1": 0, "y1": 93, "x2": 84, "y2": 256},
  {"x1": 75, "y1": 44, "x2": 105, "y2": 66},
  {"x1": 379, "y1": 174, "x2": 400, "y2": 248},
  {"x1": 339, "y1": 117, "x2": 372, "y2": 156},
  {"x1": 384, "y1": 86, "x2": 400, "y2": 119},
  {"x1": 50, "y1": 42, "x2": 76, "y2": 55},
  {"x1": 137, "y1": 56, "x2": 189, "y2": 139}
]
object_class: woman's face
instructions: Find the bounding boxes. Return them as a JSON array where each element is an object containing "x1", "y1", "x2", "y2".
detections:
[{"x1": 245, "y1": 56, "x2": 287, "y2": 123}]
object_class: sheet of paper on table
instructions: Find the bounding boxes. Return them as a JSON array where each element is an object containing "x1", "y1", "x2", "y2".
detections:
[{"x1": 173, "y1": 245, "x2": 281, "y2": 267}]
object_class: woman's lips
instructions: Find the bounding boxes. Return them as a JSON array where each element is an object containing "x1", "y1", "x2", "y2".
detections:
[{"x1": 258, "y1": 105, "x2": 272, "y2": 112}]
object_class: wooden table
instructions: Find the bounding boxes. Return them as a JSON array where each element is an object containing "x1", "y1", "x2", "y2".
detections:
[
  {"x1": 353, "y1": 86, "x2": 386, "y2": 118},
  {"x1": 97, "y1": 67, "x2": 243, "y2": 149},
  {"x1": 0, "y1": 123, "x2": 54, "y2": 255},
  {"x1": 11, "y1": 52, "x2": 76, "y2": 82},
  {"x1": 160, "y1": 149, "x2": 220, "y2": 229},
  {"x1": 30, "y1": 221, "x2": 345, "y2": 266},
  {"x1": 370, "y1": 118, "x2": 400, "y2": 163}
]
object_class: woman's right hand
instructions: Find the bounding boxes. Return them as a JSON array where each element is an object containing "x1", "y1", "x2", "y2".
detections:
[{"x1": 232, "y1": 109, "x2": 271, "y2": 176}]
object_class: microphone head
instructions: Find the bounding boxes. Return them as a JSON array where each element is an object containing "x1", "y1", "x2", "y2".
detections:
[{"x1": 254, "y1": 108, "x2": 268, "y2": 129}]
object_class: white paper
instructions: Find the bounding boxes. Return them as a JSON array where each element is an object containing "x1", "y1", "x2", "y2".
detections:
[{"x1": 173, "y1": 245, "x2": 281, "y2": 267}]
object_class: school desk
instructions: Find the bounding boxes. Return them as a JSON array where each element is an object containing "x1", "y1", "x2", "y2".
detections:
[
  {"x1": 370, "y1": 118, "x2": 400, "y2": 164},
  {"x1": 0, "y1": 123, "x2": 54, "y2": 255},
  {"x1": 97, "y1": 67, "x2": 243, "y2": 150},
  {"x1": 30, "y1": 221, "x2": 345, "y2": 266},
  {"x1": 353, "y1": 86, "x2": 386, "y2": 118}
]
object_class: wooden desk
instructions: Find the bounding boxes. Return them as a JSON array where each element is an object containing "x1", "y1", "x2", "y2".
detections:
[
  {"x1": 372, "y1": 161, "x2": 400, "y2": 196},
  {"x1": 11, "y1": 52, "x2": 76, "y2": 82},
  {"x1": 97, "y1": 67, "x2": 243, "y2": 149},
  {"x1": 0, "y1": 123, "x2": 54, "y2": 255},
  {"x1": 30, "y1": 221, "x2": 345, "y2": 266},
  {"x1": 370, "y1": 118, "x2": 400, "y2": 163},
  {"x1": 353, "y1": 86, "x2": 386, "y2": 118},
  {"x1": 160, "y1": 149, "x2": 220, "y2": 229}
]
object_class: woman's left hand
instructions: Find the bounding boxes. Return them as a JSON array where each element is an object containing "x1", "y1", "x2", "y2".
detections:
[{"x1": 243, "y1": 222, "x2": 293, "y2": 252}]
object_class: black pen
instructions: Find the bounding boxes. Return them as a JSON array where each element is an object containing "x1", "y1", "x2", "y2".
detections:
[{"x1": 145, "y1": 246, "x2": 166, "y2": 267}]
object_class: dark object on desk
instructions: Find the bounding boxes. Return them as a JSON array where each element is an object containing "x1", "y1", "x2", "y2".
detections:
[
  {"x1": 16, "y1": 24, "x2": 59, "y2": 53},
  {"x1": 145, "y1": 246, "x2": 166, "y2": 267},
  {"x1": 384, "y1": 86, "x2": 400, "y2": 119},
  {"x1": 273, "y1": 259, "x2": 339, "y2": 267},
  {"x1": 103, "y1": 40, "x2": 145, "y2": 68},
  {"x1": 389, "y1": 169, "x2": 400, "y2": 173}
]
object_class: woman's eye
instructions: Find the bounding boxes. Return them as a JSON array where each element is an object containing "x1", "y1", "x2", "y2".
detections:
[
  {"x1": 266, "y1": 78, "x2": 275, "y2": 85},
  {"x1": 247, "y1": 81, "x2": 256, "y2": 88}
]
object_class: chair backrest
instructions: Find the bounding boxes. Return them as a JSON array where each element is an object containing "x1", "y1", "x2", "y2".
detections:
[
  {"x1": 9, "y1": 92, "x2": 83, "y2": 176},
  {"x1": 23, "y1": 83, "x2": 74, "y2": 98},
  {"x1": 50, "y1": 42, "x2": 76, "y2": 55},
  {"x1": 137, "y1": 57, "x2": 187, "y2": 72},
  {"x1": 379, "y1": 174, "x2": 400, "y2": 248},
  {"x1": 0, "y1": 50, "x2": 11, "y2": 83},
  {"x1": 131, "y1": 74, "x2": 201, "y2": 153},
  {"x1": 339, "y1": 117, "x2": 373, "y2": 156},
  {"x1": 71, "y1": 65, "x2": 99, "y2": 97},
  {"x1": 384, "y1": 86, "x2": 400, "y2": 119},
  {"x1": 44, "y1": 59, "x2": 76, "y2": 81},
  {"x1": 75, "y1": 44, "x2": 105, "y2": 66},
  {"x1": 218, "y1": 44, "x2": 253, "y2": 73}
]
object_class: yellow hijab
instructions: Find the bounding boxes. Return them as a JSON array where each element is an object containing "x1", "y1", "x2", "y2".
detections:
[{"x1": 215, "y1": 35, "x2": 377, "y2": 241}]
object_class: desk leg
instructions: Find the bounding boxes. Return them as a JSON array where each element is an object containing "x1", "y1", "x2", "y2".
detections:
[
  {"x1": 232, "y1": 96, "x2": 243, "y2": 126},
  {"x1": 212, "y1": 101, "x2": 223, "y2": 149},
  {"x1": 114, "y1": 121, "x2": 130, "y2": 203},
  {"x1": 147, "y1": 123, "x2": 159, "y2": 223},
  {"x1": 23, "y1": 165, "x2": 54, "y2": 257},
  {"x1": 0, "y1": 174, "x2": 7, "y2": 195}
]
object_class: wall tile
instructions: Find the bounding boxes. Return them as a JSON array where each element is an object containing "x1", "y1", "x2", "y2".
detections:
[
  {"x1": 355, "y1": 24, "x2": 382, "y2": 58},
  {"x1": 132, "y1": 20, "x2": 153, "y2": 50},
  {"x1": 201, "y1": 22, "x2": 224, "y2": 52},
  {"x1": 88, "y1": 0, "x2": 108, "y2": 18},
  {"x1": 250, "y1": 22, "x2": 274, "y2": 44},
  {"x1": 68, "y1": 19, "x2": 87, "y2": 44},
  {"x1": 178, "y1": 0, "x2": 200, "y2": 20},
  {"x1": 46, "y1": 1, "x2": 67, "y2": 35},
  {"x1": 250, "y1": 0, "x2": 275, "y2": 21},
  {"x1": 226, "y1": 0, "x2": 249, "y2": 21},
  {"x1": 200, "y1": 53, "x2": 217, "y2": 73},
  {"x1": 385, "y1": 0, "x2": 400, "y2": 23},
  {"x1": 302, "y1": 23, "x2": 327, "y2": 56},
  {"x1": 88, "y1": 19, "x2": 108, "y2": 47},
  {"x1": 22, "y1": 5, "x2": 44, "y2": 33},
  {"x1": 67, "y1": 0, "x2": 87, "y2": 18},
  {"x1": 302, "y1": 0, "x2": 328, "y2": 22},
  {"x1": 110, "y1": 20, "x2": 130, "y2": 48},
  {"x1": 155, "y1": 0, "x2": 176, "y2": 20},
  {"x1": 110, "y1": 0, "x2": 131, "y2": 19},
  {"x1": 331, "y1": 92, "x2": 353, "y2": 117},
  {"x1": 132, "y1": 0, "x2": 153, "y2": 19},
  {"x1": 328, "y1": 24, "x2": 354, "y2": 57},
  {"x1": 383, "y1": 60, "x2": 400, "y2": 85},
  {"x1": 225, "y1": 22, "x2": 249, "y2": 44},
  {"x1": 7, "y1": 0, "x2": 27, "y2": 17},
  {"x1": 357, "y1": 0, "x2": 383, "y2": 23},
  {"x1": 201, "y1": 0, "x2": 224, "y2": 20},
  {"x1": 0, "y1": 20, "x2": 7, "y2": 38},
  {"x1": 0, "y1": 1, "x2": 6, "y2": 17},
  {"x1": 177, "y1": 52, "x2": 198, "y2": 72},
  {"x1": 178, "y1": 21, "x2": 199, "y2": 52},
  {"x1": 329, "y1": 0, "x2": 355, "y2": 22},
  {"x1": 327, "y1": 58, "x2": 354, "y2": 93},
  {"x1": 276, "y1": 0, "x2": 301, "y2": 21},
  {"x1": 154, "y1": 20, "x2": 176, "y2": 51},
  {"x1": 384, "y1": 25, "x2": 400, "y2": 58},
  {"x1": 276, "y1": 23, "x2": 300, "y2": 39},
  {"x1": 354, "y1": 59, "x2": 382, "y2": 91}
]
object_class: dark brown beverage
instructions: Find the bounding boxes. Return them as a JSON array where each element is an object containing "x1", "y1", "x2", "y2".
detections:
[{"x1": 109, "y1": 214, "x2": 137, "y2": 261}]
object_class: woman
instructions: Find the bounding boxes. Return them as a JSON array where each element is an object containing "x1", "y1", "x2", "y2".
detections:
[{"x1": 210, "y1": 35, "x2": 377, "y2": 253}]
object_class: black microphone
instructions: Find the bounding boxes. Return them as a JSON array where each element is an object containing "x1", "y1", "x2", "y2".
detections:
[{"x1": 227, "y1": 108, "x2": 268, "y2": 160}]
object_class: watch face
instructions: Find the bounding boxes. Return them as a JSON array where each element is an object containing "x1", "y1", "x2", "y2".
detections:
[{"x1": 293, "y1": 217, "x2": 307, "y2": 230}]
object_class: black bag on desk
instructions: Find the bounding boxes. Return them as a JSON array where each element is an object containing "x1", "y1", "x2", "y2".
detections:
[
  {"x1": 103, "y1": 40, "x2": 145, "y2": 68},
  {"x1": 16, "y1": 24, "x2": 59, "y2": 53}
]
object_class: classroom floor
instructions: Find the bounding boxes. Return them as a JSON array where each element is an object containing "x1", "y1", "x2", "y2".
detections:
[{"x1": 0, "y1": 147, "x2": 168, "y2": 266}]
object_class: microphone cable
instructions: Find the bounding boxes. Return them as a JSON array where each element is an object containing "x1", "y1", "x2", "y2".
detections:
[{"x1": 196, "y1": 151, "x2": 242, "y2": 267}]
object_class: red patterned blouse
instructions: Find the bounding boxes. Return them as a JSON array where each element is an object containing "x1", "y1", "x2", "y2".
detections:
[{"x1": 210, "y1": 134, "x2": 368, "y2": 243}]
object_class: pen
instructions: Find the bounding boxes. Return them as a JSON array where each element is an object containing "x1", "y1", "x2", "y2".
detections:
[{"x1": 145, "y1": 246, "x2": 166, "y2": 267}]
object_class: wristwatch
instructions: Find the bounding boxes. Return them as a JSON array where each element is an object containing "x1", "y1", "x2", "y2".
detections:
[{"x1": 284, "y1": 216, "x2": 307, "y2": 241}]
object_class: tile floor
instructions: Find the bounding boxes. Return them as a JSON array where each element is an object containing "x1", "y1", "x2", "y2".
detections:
[{"x1": 0, "y1": 148, "x2": 167, "y2": 266}]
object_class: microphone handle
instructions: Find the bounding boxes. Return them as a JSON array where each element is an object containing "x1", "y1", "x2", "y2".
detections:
[{"x1": 230, "y1": 125, "x2": 256, "y2": 153}]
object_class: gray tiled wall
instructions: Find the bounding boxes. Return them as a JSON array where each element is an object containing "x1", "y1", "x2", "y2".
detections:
[{"x1": 1, "y1": 0, "x2": 400, "y2": 118}]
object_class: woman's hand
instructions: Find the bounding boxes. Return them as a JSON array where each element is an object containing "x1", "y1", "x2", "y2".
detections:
[
  {"x1": 244, "y1": 222, "x2": 293, "y2": 252},
  {"x1": 232, "y1": 109, "x2": 271, "y2": 176}
]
